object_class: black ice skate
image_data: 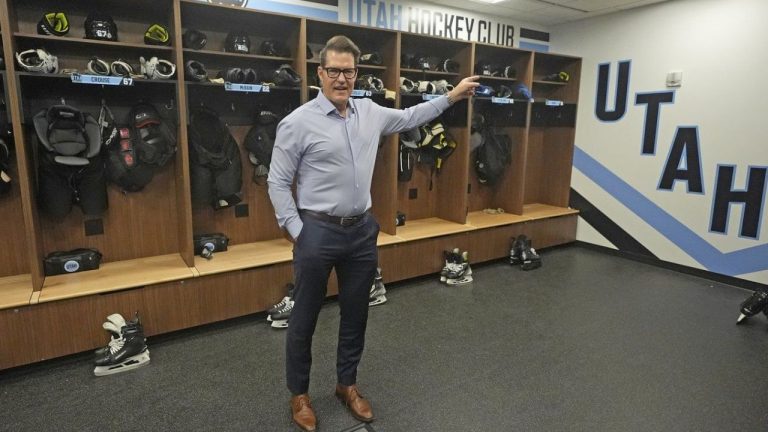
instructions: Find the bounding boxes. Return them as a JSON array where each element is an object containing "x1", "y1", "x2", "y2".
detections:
[
  {"x1": 94, "y1": 313, "x2": 127, "y2": 357},
  {"x1": 267, "y1": 283, "x2": 295, "y2": 323},
  {"x1": 369, "y1": 267, "x2": 387, "y2": 306},
  {"x1": 446, "y1": 251, "x2": 473, "y2": 285},
  {"x1": 519, "y1": 238, "x2": 542, "y2": 271},
  {"x1": 509, "y1": 235, "x2": 526, "y2": 265},
  {"x1": 269, "y1": 298, "x2": 293, "y2": 329},
  {"x1": 440, "y1": 248, "x2": 461, "y2": 283},
  {"x1": 737, "y1": 290, "x2": 768, "y2": 324},
  {"x1": 93, "y1": 314, "x2": 150, "y2": 376}
]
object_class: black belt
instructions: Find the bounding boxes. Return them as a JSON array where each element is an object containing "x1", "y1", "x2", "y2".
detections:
[{"x1": 300, "y1": 209, "x2": 368, "y2": 227}]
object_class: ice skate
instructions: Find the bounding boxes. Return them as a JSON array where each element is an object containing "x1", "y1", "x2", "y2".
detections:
[
  {"x1": 93, "y1": 315, "x2": 150, "y2": 376},
  {"x1": 269, "y1": 298, "x2": 294, "y2": 329},
  {"x1": 267, "y1": 283, "x2": 295, "y2": 322},
  {"x1": 446, "y1": 251, "x2": 473, "y2": 285},
  {"x1": 94, "y1": 313, "x2": 127, "y2": 357},
  {"x1": 440, "y1": 248, "x2": 460, "y2": 283},
  {"x1": 509, "y1": 235, "x2": 525, "y2": 265},
  {"x1": 520, "y1": 238, "x2": 542, "y2": 271},
  {"x1": 369, "y1": 267, "x2": 387, "y2": 306}
]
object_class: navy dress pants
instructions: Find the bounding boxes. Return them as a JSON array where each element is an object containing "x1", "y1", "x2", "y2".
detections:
[{"x1": 287, "y1": 212, "x2": 379, "y2": 395}]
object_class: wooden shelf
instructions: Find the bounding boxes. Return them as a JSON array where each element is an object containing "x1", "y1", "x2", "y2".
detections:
[
  {"x1": 37, "y1": 254, "x2": 195, "y2": 304},
  {"x1": 465, "y1": 210, "x2": 529, "y2": 229},
  {"x1": 395, "y1": 217, "x2": 475, "y2": 241},
  {"x1": 183, "y1": 49, "x2": 293, "y2": 62},
  {"x1": 14, "y1": 32, "x2": 174, "y2": 52},
  {"x1": 0, "y1": 274, "x2": 33, "y2": 310},
  {"x1": 533, "y1": 80, "x2": 568, "y2": 86},
  {"x1": 523, "y1": 203, "x2": 579, "y2": 220},
  {"x1": 17, "y1": 72, "x2": 177, "y2": 85},
  {"x1": 377, "y1": 232, "x2": 404, "y2": 246},
  {"x1": 186, "y1": 81, "x2": 300, "y2": 92},
  {"x1": 400, "y1": 68, "x2": 459, "y2": 77},
  {"x1": 474, "y1": 96, "x2": 531, "y2": 103},
  {"x1": 478, "y1": 75, "x2": 518, "y2": 82},
  {"x1": 193, "y1": 239, "x2": 293, "y2": 276}
]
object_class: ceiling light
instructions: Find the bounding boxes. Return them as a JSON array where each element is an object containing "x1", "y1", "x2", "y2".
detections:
[{"x1": 469, "y1": 0, "x2": 507, "y2": 4}]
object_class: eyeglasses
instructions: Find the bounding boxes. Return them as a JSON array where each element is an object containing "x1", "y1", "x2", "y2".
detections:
[{"x1": 323, "y1": 67, "x2": 357, "y2": 79}]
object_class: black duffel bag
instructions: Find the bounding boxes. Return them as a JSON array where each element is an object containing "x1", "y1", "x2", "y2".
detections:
[
  {"x1": 44, "y1": 248, "x2": 102, "y2": 276},
  {"x1": 194, "y1": 233, "x2": 229, "y2": 259}
]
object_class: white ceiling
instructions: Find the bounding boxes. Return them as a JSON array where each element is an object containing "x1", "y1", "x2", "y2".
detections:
[{"x1": 425, "y1": 0, "x2": 671, "y2": 26}]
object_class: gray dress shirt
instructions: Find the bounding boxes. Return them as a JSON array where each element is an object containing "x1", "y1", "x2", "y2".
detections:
[{"x1": 267, "y1": 90, "x2": 451, "y2": 239}]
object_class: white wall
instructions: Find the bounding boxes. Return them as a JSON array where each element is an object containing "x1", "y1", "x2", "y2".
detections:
[{"x1": 550, "y1": 0, "x2": 768, "y2": 285}]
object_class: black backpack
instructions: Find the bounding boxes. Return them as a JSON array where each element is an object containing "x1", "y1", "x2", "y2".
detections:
[{"x1": 474, "y1": 128, "x2": 512, "y2": 185}]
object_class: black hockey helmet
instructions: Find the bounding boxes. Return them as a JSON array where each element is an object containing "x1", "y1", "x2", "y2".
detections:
[
  {"x1": 260, "y1": 39, "x2": 291, "y2": 57},
  {"x1": 84, "y1": 12, "x2": 117, "y2": 41},
  {"x1": 225, "y1": 32, "x2": 250, "y2": 54},
  {"x1": 182, "y1": 29, "x2": 207, "y2": 50}
]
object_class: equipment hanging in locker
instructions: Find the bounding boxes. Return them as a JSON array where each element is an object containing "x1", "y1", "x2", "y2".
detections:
[{"x1": 187, "y1": 106, "x2": 243, "y2": 209}]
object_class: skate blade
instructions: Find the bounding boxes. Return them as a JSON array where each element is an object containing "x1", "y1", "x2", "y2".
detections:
[
  {"x1": 267, "y1": 315, "x2": 272, "y2": 322},
  {"x1": 271, "y1": 319, "x2": 289, "y2": 329},
  {"x1": 368, "y1": 295, "x2": 387, "y2": 306},
  {"x1": 93, "y1": 350, "x2": 150, "y2": 377},
  {"x1": 521, "y1": 261, "x2": 542, "y2": 271},
  {"x1": 446, "y1": 275, "x2": 473, "y2": 285}
]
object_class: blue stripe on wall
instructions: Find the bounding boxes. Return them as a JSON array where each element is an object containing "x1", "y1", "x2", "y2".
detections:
[
  {"x1": 244, "y1": 0, "x2": 338, "y2": 20},
  {"x1": 573, "y1": 146, "x2": 768, "y2": 276},
  {"x1": 519, "y1": 41, "x2": 549, "y2": 52}
]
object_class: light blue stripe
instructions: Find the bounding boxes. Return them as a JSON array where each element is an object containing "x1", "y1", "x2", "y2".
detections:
[
  {"x1": 573, "y1": 146, "x2": 768, "y2": 276},
  {"x1": 519, "y1": 41, "x2": 549, "y2": 52},
  {"x1": 244, "y1": 0, "x2": 338, "y2": 20}
]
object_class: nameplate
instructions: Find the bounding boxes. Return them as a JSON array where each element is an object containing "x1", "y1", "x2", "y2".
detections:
[
  {"x1": 545, "y1": 99, "x2": 564, "y2": 106},
  {"x1": 225, "y1": 83, "x2": 269, "y2": 93},
  {"x1": 351, "y1": 89, "x2": 372, "y2": 97},
  {"x1": 71, "y1": 73, "x2": 133, "y2": 86},
  {"x1": 491, "y1": 97, "x2": 514, "y2": 104},
  {"x1": 422, "y1": 94, "x2": 441, "y2": 101}
]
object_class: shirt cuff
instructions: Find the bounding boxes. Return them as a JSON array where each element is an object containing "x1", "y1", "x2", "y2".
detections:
[
  {"x1": 433, "y1": 94, "x2": 452, "y2": 110},
  {"x1": 286, "y1": 220, "x2": 303, "y2": 240}
]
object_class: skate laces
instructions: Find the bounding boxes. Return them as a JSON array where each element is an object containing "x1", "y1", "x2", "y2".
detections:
[
  {"x1": 276, "y1": 299, "x2": 294, "y2": 313},
  {"x1": 109, "y1": 339, "x2": 125, "y2": 354},
  {"x1": 273, "y1": 296, "x2": 289, "y2": 309},
  {"x1": 107, "y1": 336, "x2": 121, "y2": 351}
]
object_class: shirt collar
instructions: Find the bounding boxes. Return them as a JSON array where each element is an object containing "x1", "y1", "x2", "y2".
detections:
[{"x1": 315, "y1": 90, "x2": 356, "y2": 116}]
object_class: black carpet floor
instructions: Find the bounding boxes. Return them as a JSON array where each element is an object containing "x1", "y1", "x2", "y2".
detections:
[{"x1": 1, "y1": 245, "x2": 767, "y2": 432}]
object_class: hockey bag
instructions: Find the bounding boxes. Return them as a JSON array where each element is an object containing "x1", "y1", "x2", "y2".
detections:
[
  {"x1": 44, "y1": 248, "x2": 102, "y2": 276},
  {"x1": 193, "y1": 233, "x2": 229, "y2": 259}
]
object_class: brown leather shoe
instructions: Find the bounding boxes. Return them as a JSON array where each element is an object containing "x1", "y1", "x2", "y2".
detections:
[
  {"x1": 335, "y1": 384, "x2": 374, "y2": 422},
  {"x1": 290, "y1": 394, "x2": 317, "y2": 431}
]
